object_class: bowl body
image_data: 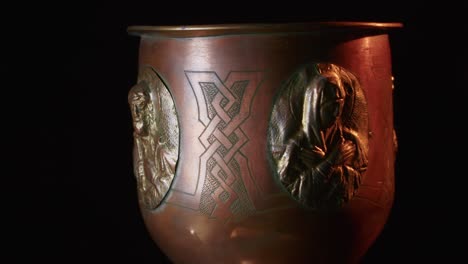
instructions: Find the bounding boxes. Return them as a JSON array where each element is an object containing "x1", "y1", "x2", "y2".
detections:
[{"x1": 127, "y1": 22, "x2": 400, "y2": 264}]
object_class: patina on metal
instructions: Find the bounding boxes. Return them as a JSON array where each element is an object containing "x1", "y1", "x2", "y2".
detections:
[
  {"x1": 269, "y1": 63, "x2": 368, "y2": 210},
  {"x1": 128, "y1": 66, "x2": 179, "y2": 210}
]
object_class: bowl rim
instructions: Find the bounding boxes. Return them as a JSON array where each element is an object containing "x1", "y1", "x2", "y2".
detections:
[{"x1": 127, "y1": 21, "x2": 403, "y2": 38}]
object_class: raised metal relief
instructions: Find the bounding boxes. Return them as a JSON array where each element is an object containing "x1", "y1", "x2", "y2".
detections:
[
  {"x1": 268, "y1": 63, "x2": 369, "y2": 210},
  {"x1": 128, "y1": 66, "x2": 179, "y2": 210}
]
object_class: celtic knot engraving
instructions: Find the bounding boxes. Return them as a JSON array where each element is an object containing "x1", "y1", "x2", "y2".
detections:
[{"x1": 186, "y1": 71, "x2": 263, "y2": 221}]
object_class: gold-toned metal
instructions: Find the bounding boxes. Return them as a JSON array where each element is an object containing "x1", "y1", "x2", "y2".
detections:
[
  {"x1": 268, "y1": 63, "x2": 368, "y2": 210},
  {"x1": 128, "y1": 66, "x2": 179, "y2": 210},
  {"x1": 127, "y1": 22, "x2": 403, "y2": 38}
]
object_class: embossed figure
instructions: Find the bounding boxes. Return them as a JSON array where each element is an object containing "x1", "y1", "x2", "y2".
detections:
[
  {"x1": 269, "y1": 63, "x2": 368, "y2": 210},
  {"x1": 129, "y1": 67, "x2": 179, "y2": 210}
]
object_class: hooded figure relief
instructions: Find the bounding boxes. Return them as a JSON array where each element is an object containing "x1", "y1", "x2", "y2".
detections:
[{"x1": 269, "y1": 63, "x2": 369, "y2": 210}]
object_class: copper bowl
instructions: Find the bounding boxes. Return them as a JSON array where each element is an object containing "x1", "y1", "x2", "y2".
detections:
[{"x1": 127, "y1": 21, "x2": 402, "y2": 264}]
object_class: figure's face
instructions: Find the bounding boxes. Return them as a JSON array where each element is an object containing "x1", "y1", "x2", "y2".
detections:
[
  {"x1": 319, "y1": 79, "x2": 344, "y2": 129},
  {"x1": 131, "y1": 91, "x2": 150, "y2": 136}
]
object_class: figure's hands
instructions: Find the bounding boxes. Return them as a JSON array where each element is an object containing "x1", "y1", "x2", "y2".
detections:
[
  {"x1": 299, "y1": 145, "x2": 325, "y2": 164},
  {"x1": 339, "y1": 140, "x2": 355, "y2": 164}
]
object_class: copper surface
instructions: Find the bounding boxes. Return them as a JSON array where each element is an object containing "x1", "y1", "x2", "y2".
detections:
[
  {"x1": 128, "y1": 22, "x2": 403, "y2": 38},
  {"x1": 128, "y1": 22, "x2": 400, "y2": 264}
]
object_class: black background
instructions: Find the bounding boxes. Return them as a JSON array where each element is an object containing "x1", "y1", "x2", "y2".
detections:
[{"x1": 5, "y1": 2, "x2": 466, "y2": 263}]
